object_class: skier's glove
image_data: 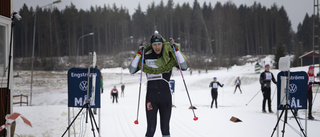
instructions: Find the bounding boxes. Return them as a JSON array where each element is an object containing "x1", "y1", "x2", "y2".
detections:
[
  {"x1": 139, "y1": 42, "x2": 148, "y2": 50},
  {"x1": 169, "y1": 38, "x2": 179, "y2": 51},
  {"x1": 137, "y1": 42, "x2": 148, "y2": 57}
]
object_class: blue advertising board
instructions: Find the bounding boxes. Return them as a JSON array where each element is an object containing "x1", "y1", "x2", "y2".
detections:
[
  {"x1": 170, "y1": 80, "x2": 175, "y2": 93},
  {"x1": 68, "y1": 68, "x2": 101, "y2": 108},
  {"x1": 277, "y1": 71, "x2": 308, "y2": 110}
]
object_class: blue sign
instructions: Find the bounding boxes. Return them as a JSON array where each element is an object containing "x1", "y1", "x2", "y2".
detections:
[
  {"x1": 68, "y1": 68, "x2": 101, "y2": 108},
  {"x1": 170, "y1": 80, "x2": 175, "y2": 93},
  {"x1": 277, "y1": 71, "x2": 308, "y2": 110}
]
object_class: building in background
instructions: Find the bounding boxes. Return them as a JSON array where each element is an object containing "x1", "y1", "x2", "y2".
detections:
[
  {"x1": 299, "y1": 51, "x2": 319, "y2": 66},
  {"x1": 0, "y1": 0, "x2": 13, "y2": 136}
]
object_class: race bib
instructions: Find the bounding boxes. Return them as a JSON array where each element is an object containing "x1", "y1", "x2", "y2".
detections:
[
  {"x1": 236, "y1": 80, "x2": 240, "y2": 84},
  {"x1": 309, "y1": 76, "x2": 315, "y2": 83},
  {"x1": 145, "y1": 59, "x2": 163, "y2": 81},
  {"x1": 145, "y1": 59, "x2": 158, "y2": 68},
  {"x1": 212, "y1": 83, "x2": 218, "y2": 88},
  {"x1": 265, "y1": 72, "x2": 272, "y2": 80}
]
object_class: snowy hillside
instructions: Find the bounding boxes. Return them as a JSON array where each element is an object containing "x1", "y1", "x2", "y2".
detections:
[{"x1": 10, "y1": 55, "x2": 320, "y2": 137}]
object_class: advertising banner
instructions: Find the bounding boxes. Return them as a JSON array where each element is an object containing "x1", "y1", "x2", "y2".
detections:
[
  {"x1": 277, "y1": 71, "x2": 308, "y2": 110},
  {"x1": 68, "y1": 68, "x2": 101, "y2": 108}
]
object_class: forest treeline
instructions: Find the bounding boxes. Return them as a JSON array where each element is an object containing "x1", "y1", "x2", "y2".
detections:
[{"x1": 13, "y1": 0, "x2": 318, "y2": 70}]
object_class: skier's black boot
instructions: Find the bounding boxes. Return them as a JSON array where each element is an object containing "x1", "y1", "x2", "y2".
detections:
[{"x1": 308, "y1": 115, "x2": 315, "y2": 120}]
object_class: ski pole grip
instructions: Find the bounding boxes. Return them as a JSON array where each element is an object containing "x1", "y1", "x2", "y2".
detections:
[{"x1": 170, "y1": 38, "x2": 178, "y2": 49}]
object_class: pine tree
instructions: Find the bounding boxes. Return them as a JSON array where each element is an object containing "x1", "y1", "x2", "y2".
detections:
[{"x1": 274, "y1": 43, "x2": 286, "y2": 69}]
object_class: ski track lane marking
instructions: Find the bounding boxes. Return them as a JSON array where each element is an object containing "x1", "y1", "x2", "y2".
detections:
[
  {"x1": 117, "y1": 105, "x2": 138, "y2": 137},
  {"x1": 171, "y1": 118, "x2": 193, "y2": 137},
  {"x1": 171, "y1": 110, "x2": 208, "y2": 137},
  {"x1": 111, "y1": 104, "x2": 123, "y2": 136},
  {"x1": 112, "y1": 103, "x2": 129, "y2": 137},
  {"x1": 106, "y1": 90, "x2": 141, "y2": 137}
]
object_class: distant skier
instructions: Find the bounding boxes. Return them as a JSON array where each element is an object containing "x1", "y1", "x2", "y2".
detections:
[
  {"x1": 110, "y1": 86, "x2": 119, "y2": 103},
  {"x1": 307, "y1": 66, "x2": 319, "y2": 120},
  {"x1": 129, "y1": 31, "x2": 187, "y2": 137},
  {"x1": 121, "y1": 84, "x2": 125, "y2": 97},
  {"x1": 259, "y1": 64, "x2": 277, "y2": 113},
  {"x1": 234, "y1": 77, "x2": 242, "y2": 94},
  {"x1": 209, "y1": 77, "x2": 224, "y2": 108},
  {"x1": 101, "y1": 75, "x2": 104, "y2": 93}
]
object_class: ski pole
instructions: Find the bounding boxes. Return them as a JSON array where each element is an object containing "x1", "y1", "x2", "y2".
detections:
[
  {"x1": 172, "y1": 44, "x2": 198, "y2": 121},
  {"x1": 271, "y1": 86, "x2": 277, "y2": 102},
  {"x1": 246, "y1": 89, "x2": 261, "y2": 106},
  {"x1": 134, "y1": 48, "x2": 145, "y2": 125}
]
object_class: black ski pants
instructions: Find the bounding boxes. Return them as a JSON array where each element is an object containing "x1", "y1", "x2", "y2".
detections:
[
  {"x1": 308, "y1": 89, "x2": 313, "y2": 117},
  {"x1": 211, "y1": 89, "x2": 218, "y2": 108},
  {"x1": 112, "y1": 93, "x2": 118, "y2": 103},
  {"x1": 262, "y1": 87, "x2": 272, "y2": 111},
  {"x1": 234, "y1": 85, "x2": 242, "y2": 93},
  {"x1": 121, "y1": 87, "x2": 125, "y2": 96},
  {"x1": 145, "y1": 80, "x2": 172, "y2": 137}
]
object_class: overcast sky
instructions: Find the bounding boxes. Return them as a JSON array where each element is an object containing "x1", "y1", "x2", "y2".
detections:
[{"x1": 13, "y1": 0, "x2": 313, "y2": 32}]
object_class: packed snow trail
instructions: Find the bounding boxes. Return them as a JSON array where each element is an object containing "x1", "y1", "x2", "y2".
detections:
[{"x1": 11, "y1": 59, "x2": 320, "y2": 137}]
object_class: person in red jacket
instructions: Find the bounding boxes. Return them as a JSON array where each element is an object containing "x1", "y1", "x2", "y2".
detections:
[
  {"x1": 307, "y1": 66, "x2": 319, "y2": 120},
  {"x1": 110, "y1": 85, "x2": 119, "y2": 103}
]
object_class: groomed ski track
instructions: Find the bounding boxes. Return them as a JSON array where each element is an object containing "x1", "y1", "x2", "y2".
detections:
[{"x1": 12, "y1": 62, "x2": 320, "y2": 137}]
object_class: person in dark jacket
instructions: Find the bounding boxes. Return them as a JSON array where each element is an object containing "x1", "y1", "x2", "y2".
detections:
[
  {"x1": 234, "y1": 77, "x2": 242, "y2": 94},
  {"x1": 121, "y1": 84, "x2": 125, "y2": 97},
  {"x1": 259, "y1": 64, "x2": 277, "y2": 113},
  {"x1": 209, "y1": 77, "x2": 224, "y2": 108},
  {"x1": 129, "y1": 31, "x2": 187, "y2": 137}
]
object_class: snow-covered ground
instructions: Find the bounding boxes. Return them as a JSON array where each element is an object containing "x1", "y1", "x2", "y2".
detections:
[{"x1": 10, "y1": 55, "x2": 320, "y2": 137}]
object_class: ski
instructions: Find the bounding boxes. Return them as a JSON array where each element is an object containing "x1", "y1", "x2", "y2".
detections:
[{"x1": 257, "y1": 111, "x2": 276, "y2": 115}]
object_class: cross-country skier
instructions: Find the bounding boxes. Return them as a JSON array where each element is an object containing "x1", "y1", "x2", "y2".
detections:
[
  {"x1": 259, "y1": 64, "x2": 277, "y2": 113},
  {"x1": 121, "y1": 84, "x2": 125, "y2": 97},
  {"x1": 129, "y1": 31, "x2": 187, "y2": 137},
  {"x1": 110, "y1": 85, "x2": 119, "y2": 103},
  {"x1": 101, "y1": 75, "x2": 104, "y2": 93},
  {"x1": 209, "y1": 77, "x2": 224, "y2": 108},
  {"x1": 234, "y1": 77, "x2": 242, "y2": 94},
  {"x1": 307, "y1": 66, "x2": 319, "y2": 120}
]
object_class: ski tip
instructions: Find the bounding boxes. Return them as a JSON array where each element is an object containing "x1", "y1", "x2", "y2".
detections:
[
  {"x1": 193, "y1": 117, "x2": 198, "y2": 121},
  {"x1": 134, "y1": 120, "x2": 139, "y2": 125}
]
